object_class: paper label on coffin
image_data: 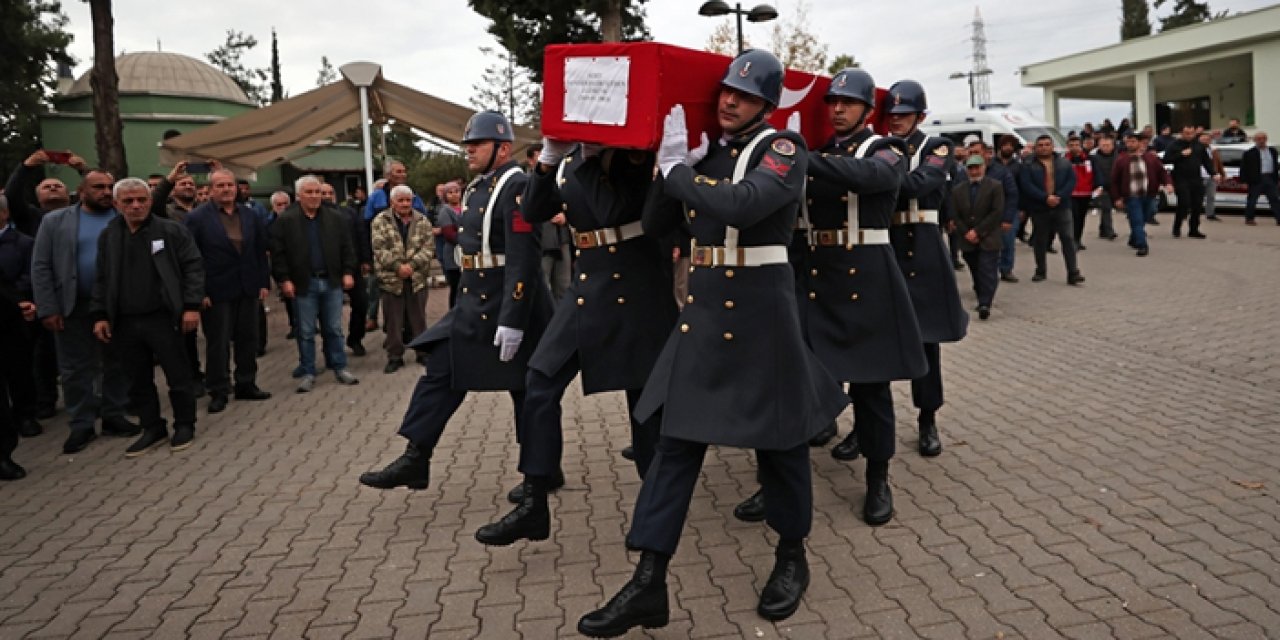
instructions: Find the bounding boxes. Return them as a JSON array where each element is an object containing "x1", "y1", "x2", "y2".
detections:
[{"x1": 563, "y1": 56, "x2": 630, "y2": 126}]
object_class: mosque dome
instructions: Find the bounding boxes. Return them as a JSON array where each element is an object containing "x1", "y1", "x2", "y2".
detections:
[{"x1": 65, "y1": 51, "x2": 253, "y2": 105}]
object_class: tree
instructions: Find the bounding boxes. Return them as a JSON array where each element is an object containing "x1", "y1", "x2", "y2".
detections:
[
  {"x1": 407, "y1": 150, "x2": 468, "y2": 199},
  {"x1": 1120, "y1": 0, "x2": 1153, "y2": 40},
  {"x1": 470, "y1": 46, "x2": 541, "y2": 126},
  {"x1": 206, "y1": 30, "x2": 268, "y2": 105},
  {"x1": 1155, "y1": 0, "x2": 1222, "y2": 31},
  {"x1": 827, "y1": 53, "x2": 859, "y2": 76},
  {"x1": 468, "y1": 0, "x2": 650, "y2": 81},
  {"x1": 88, "y1": 0, "x2": 126, "y2": 177},
  {"x1": 316, "y1": 56, "x2": 336, "y2": 87},
  {"x1": 704, "y1": 20, "x2": 745, "y2": 56},
  {"x1": 0, "y1": 0, "x2": 74, "y2": 172},
  {"x1": 768, "y1": 0, "x2": 827, "y2": 74},
  {"x1": 269, "y1": 28, "x2": 283, "y2": 102}
]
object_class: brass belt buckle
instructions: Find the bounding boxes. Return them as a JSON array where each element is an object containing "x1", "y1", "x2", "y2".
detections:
[
  {"x1": 575, "y1": 232, "x2": 593, "y2": 249},
  {"x1": 691, "y1": 247, "x2": 712, "y2": 266}
]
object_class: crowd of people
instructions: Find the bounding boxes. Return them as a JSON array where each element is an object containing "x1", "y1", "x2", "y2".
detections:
[{"x1": 1, "y1": 46, "x2": 1278, "y2": 636}]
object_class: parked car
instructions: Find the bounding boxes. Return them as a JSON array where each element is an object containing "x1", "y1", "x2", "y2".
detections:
[{"x1": 921, "y1": 104, "x2": 1068, "y2": 152}]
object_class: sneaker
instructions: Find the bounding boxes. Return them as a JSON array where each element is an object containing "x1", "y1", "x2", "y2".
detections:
[
  {"x1": 334, "y1": 369, "x2": 359, "y2": 385},
  {"x1": 170, "y1": 425, "x2": 195, "y2": 451},
  {"x1": 125, "y1": 427, "x2": 168, "y2": 458},
  {"x1": 1207, "y1": 215, "x2": 1220, "y2": 221},
  {"x1": 297, "y1": 375, "x2": 316, "y2": 393}
]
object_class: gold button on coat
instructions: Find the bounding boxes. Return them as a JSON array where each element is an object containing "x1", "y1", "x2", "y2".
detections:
[
  {"x1": 810, "y1": 268, "x2": 818, "y2": 276},
  {"x1": 723, "y1": 300, "x2": 735, "y2": 309},
  {"x1": 612, "y1": 273, "x2": 621, "y2": 280},
  {"x1": 577, "y1": 297, "x2": 585, "y2": 306},
  {"x1": 617, "y1": 297, "x2": 626, "y2": 304},
  {"x1": 723, "y1": 332, "x2": 734, "y2": 341},
  {"x1": 850, "y1": 293, "x2": 859, "y2": 300},
  {"x1": 608, "y1": 246, "x2": 617, "y2": 254},
  {"x1": 579, "y1": 273, "x2": 588, "y2": 282},
  {"x1": 725, "y1": 269, "x2": 735, "y2": 278},
  {"x1": 686, "y1": 295, "x2": 694, "y2": 304},
  {"x1": 480, "y1": 313, "x2": 488, "y2": 320},
  {"x1": 848, "y1": 267, "x2": 858, "y2": 275},
  {"x1": 680, "y1": 323, "x2": 690, "y2": 333},
  {"x1": 808, "y1": 291, "x2": 817, "y2": 300}
]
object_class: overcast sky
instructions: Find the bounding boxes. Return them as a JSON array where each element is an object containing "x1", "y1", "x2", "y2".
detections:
[{"x1": 57, "y1": 0, "x2": 1274, "y2": 131}]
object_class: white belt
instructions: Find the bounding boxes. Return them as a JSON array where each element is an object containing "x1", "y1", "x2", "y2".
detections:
[
  {"x1": 457, "y1": 252, "x2": 506, "y2": 270},
  {"x1": 575, "y1": 220, "x2": 644, "y2": 249},
  {"x1": 809, "y1": 228, "x2": 890, "y2": 246},
  {"x1": 689, "y1": 242, "x2": 789, "y2": 267},
  {"x1": 892, "y1": 210, "x2": 939, "y2": 225}
]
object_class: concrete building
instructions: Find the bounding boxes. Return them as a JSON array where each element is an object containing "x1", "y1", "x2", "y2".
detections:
[{"x1": 1020, "y1": 4, "x2": 1280, "y2": 135}]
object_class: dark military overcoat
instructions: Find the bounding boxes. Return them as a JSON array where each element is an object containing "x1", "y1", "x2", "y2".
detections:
[
  {"x1": 802, "y1": 129, "x2": 927, "y2": 383},
  {"x1": 636, "y1": 126, "x2": 849, "y2": 451},
  {"x1": 409, "y1": 160, "x2": 553, "y2": 390},
  {"x1": 889, "y1": 129, "x2": 969, "y2": 344},
  {"x1": 522, "y1": 146, "x2": 678, "y2": 394}
]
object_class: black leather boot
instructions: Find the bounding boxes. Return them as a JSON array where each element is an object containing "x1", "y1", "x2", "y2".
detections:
[
  {"x1": 476, "y1": 477, "x2": 551, "y2": 546},
  {"x1": 507, "y1": 469, "x2": 564, "y2": 503},
  {"x1": 808, "y1": 422, "x2": 837, "y2": 447},
  {"x1": 757, "y1": 539, "x2": 810, "y2": 621},
  {"x1": 831, "y1": 429, "x2": 861, "y2": 461},
  {"x1": 358, "y1": 443, "x2": 430, "y2": 489},
  {"x1": 864, "y1": 460, "x2": 894, "y2": 526},
  {"x1": 620, "y1": 445, "x2": 636, "y2": 461},
  {"x1": 918, "y1": 411, "x2": 942, "y2": 457},
  {"x1": 578, "y1": 550, "x2": 670, "y2": 637},
  {"x1": 733, "y1": 488, "x2": 766, "y2": 523}
]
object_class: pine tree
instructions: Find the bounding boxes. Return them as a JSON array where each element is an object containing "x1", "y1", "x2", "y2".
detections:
[
  {"x1": 467, "y1": 0, "x2": 650, "y2": 82},
  {"x1": 269, "y1": 29, "x2": 284, "y2": 102},
  {"x1": 206, "y1": 30, "x2": 269, "y2": 104},
  {"x1": 316, "y1": 56, "x2": 337, "y2": 87},
  {"x1": 1120, "y1": 0, "x2": 1152, "y2": 40},
  {"x1": 469, "y1": 46, "x2": 539, "y2": 126},
  {"x1": 827, "y1": 54, "x2": 859, "y2": 76},
  {"x1": 0, "y1": 0, "x2": 74, "y2": 172},
  {"x1": 1155, "y1": 0, "x2": 1218, "y2": 31}
]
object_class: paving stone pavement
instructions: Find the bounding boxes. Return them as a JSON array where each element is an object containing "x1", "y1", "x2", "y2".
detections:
[{"x1": 2, "y1": 213, "x2": 1279, "y2": 639}]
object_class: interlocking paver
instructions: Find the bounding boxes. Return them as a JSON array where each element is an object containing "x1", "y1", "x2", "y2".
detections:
[{"x1": 3, "y1": 217, "x2": 1280, "y2": 638}]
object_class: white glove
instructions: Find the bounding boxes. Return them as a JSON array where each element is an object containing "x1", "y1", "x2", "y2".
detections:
[
  {"x1": 493, "y1": 325, "x2": 524, "y2": 362},
  {"x1": 658, "y1": 105, "x2": 691, "y2": 177},
  {"x1": 539, "y1": 137, "x2": 573, "y2": 166},
  {"x1": 686, "y1": 132, "x2": 710, "y2": 167},
  {"x1": 785, "y1": 111, "x2": 801, "y2": 133}
]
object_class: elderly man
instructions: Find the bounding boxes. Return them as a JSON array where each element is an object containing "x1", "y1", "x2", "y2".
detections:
[
  {"x1": 1242, "y1": 132, "x2": 1280, "y2": 225},
  {"x1": 261, "y1": 190, "x2": 293, "y2": 352},
  {"x1": 33, "y1": 170, "x2": 142, "y2": 454},
  {"x1": 186, "y1": 169, "x2": 272, "y2": 413},
  {"x1": 270, "y1": 175, "x2": 359, "y2": 392},
  {"x1": 363, "y1": 162, "x2": 425, "y2": 331},
  {"x1": 90, "y1": 178, "x2": 204, "y2": 455},
  {"x1": 952, "y1": 156, "x2": 1006, "y2": 319},
  {"x1": 370, "y1": 185, "x2": 434, "y2": 373}
]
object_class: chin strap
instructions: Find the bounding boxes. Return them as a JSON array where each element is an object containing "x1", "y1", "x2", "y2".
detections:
[{"x1": 481, "y1": 141, "x2": 499, "y2": 175}]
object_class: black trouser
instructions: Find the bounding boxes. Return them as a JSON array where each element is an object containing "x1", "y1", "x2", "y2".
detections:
[
  {"x1": 30, "y1": 321, "x2": 59, "y2": 411},
  {"x1": 627, "y1": 436, "x2": 811, "y2": 555},
  {"x1": 257, "y1": 301, "x2": 268, "y2": 353},
  {"x1": 1071, "y1": 197, "x2": 1091, "y2": 246},
  {"x1": 948, "y1": 230, "x2": 962, "y2": 265},
  {"x1": 518, "y1": 353, "x2": 658, "y2": 481},
  {"x1": 1096, "y1": 193, "x2": 1116, "y2": 238},
  {"x1": 202, "y1": 296, "x2": 260, "y2": 396},
  {"x1": 2, "y1": 311, "x2": 29, "y2": 458},
  {"x1": 396, "y1": 341, "x2": 526, "y2": 455},
  {"x1": 962, "y1": 248, "x2": 1000, "y2": 308},
  {"x1": 347, "y1": 273, "x2": 369, "y2": 345},
  {"x1": 850, "y1": 382, "x2": 895, "y2": 462},
  {"x1": 911, "y1": 343, "x2": 943, "y2": 414},
  {"x1": 1173, "y1": 178, "x2": 1205, "y2": 235},
  {"x1": 445, "y1": 269, "x2": 461, "y2": 308},
  {"x1": 184, "y1": 326, "x2": 202, "y2": 381},
  {"x1": 1030, "y1": 208, "x2": 1078, "y2": 275},
  {"x1": 1245, "y1": 176, "x2": 1280, "y2": 222},
  {"x1": 114, "y1": 312, "x2": 196, "y2": 429}
]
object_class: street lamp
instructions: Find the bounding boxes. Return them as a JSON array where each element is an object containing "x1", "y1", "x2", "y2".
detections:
[
  {"x1": 698, "y1": 1, "x2": 779, "y2": 53},
  {"x1": 949, "y1": 69, "x2": 993, "y2": 109}
]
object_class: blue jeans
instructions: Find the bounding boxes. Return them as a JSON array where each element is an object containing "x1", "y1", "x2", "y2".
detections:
[
  {"x1": 999, "y1": 225, "x2": 1017, "y2": 275},
  {"x1": 1126, "y1": 196, "x2": 1157, "y2": 249},
  {"x1": 294, "y1": 278, "x2": 347, "y2": 376}
]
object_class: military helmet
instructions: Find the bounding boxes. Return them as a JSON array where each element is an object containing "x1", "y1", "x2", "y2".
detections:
[
  {"x1": 462, "y1": 110, "x2": 515, "y2": 144},
  {"x1": 885, "y1": 79, "x2": 928, "y2": 114},
  {"x1": 720, "y1": 49, "x2": 784, "y2": 107},
  {"x1": 826, "y1": 68, "x2": 876, "y2": 106}
]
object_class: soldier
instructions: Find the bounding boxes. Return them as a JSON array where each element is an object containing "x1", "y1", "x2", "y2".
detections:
[
  {"x1": 577, "y1": 50, "x2": 849, "y2": 637},
  {"x1": 356, "y1": 111, "x2": 553, "y2": 492},
  {"x1": 472, "y1": 141, "x2": 677, "y2": 546},
  {"x1": 734, "y1": 68, "x2": 927, "y2": 527},
  {"x1": 884, "y1": 80, "x2": 969, "y2": 465}
]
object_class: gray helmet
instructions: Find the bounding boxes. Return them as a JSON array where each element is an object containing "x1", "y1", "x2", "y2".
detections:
[
  {"x1": 461, "y1": 110, "x2": 515, "y2": 144},
  {"x1": 826, "y1": 68, "x2": 876, "y2": 106},
  {"x1": 885, "y1": 80, "x2": 928, "y2": 114},
  {"x1": 720, "y1": 49, "x2": 784, "y2": 107}
]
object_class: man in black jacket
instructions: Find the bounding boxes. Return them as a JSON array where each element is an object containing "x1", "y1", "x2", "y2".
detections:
[
  {"x1": 90, "y1": 178, "x2": 205, "y2": 456},
  {"x1": 186, "y1": 169, "x2": 273, "y2": 413},
  {"x1": 320, "y1": 182, "x2": 372, "y2": 356},
  {"x1": 270, "y1": 176, "x2": 360, "y2": 392},
  {"x1": 1090, "y1": 134, "x2": 1120, "y2": 240},
  {"x1": 1241, "y1": 132, "x2": 1280, "y2": 225},
  {"x1": 1163, "y1": 125, "x2": 1219, "y2": 238},
  {"x1": 1019, "y1": 136, "x2": 1084, "y2": 285}
]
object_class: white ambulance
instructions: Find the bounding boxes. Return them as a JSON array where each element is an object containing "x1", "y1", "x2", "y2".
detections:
[{"x1": 919, "y1": 104, "x2": 1067, "y2": 151}]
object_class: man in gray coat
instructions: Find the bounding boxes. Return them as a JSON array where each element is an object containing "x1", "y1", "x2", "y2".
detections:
[{"x1": 31, "y1": 170, "x2": 140, "y2": 454}]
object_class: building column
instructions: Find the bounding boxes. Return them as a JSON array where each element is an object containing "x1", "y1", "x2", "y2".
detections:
[
  {"x1": 1134, "y1": 70, "x2": 1156, "y2": 130},
  {"x1": 1252, "y1": 45, "x2": 1279, "y2": 135},
  {"x1": 1042, "y1": 87, "x2": 1059, "y2": 129}
]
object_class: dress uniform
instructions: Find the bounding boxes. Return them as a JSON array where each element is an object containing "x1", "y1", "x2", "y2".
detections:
[
  {"x1": 885, "y1": 80, "x2": 969, "y2": 457},
  {"x1": 357, "y1": 111, "x2": 553, "y2": 491},
  {"x1": 578, "y1": 49, "x2": 849, "y2": 638},
  {"x1": 473, "y1": 144, "x2": 678, "y2": 546}
]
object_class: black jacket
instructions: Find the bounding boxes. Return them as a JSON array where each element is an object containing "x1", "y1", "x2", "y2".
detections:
[
  {"x1": 269, "y1": 202, "x2": 357, "y2": 296},
  {"x1": 184, "y1": 202, "x2": 271, "y2": 302},
  {"x1": 4, "y1": 163, "x2": 50, "y2": 236},
  {"x1": 1090, "y1": 150, "x2": 1118, "y2": 193},
  {"x1": 0, "y1": 226, "x2": 34, "y2": 300},
  {"x1": 90, "y1": 215, "x2": 205, "y2": 326},
  {"x1": 1241, "y1": 146, "x2": 1280, "y2": 185},
  {"x1": 1163, "y1": 138, "x2": 1215, "y2": 181}
]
